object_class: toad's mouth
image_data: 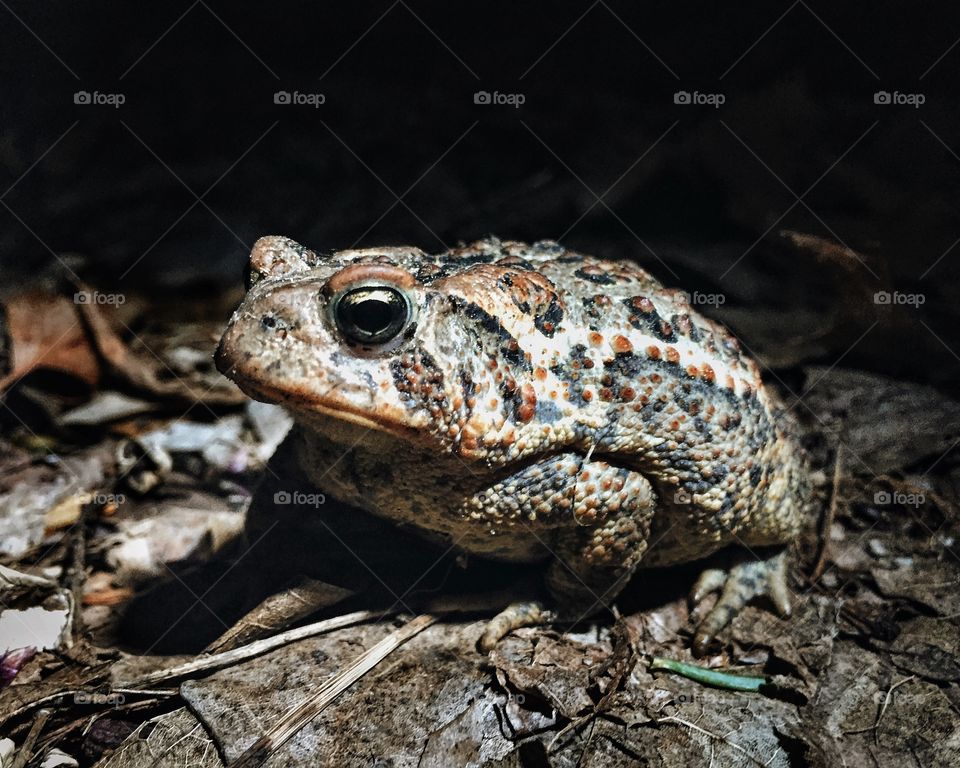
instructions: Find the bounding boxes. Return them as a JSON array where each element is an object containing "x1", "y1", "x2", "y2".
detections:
[{"x1": 223, "y1": 369, "x2": 423, "y2": 440}]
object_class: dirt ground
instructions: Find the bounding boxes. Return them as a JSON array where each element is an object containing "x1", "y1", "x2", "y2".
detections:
[{"x1": 2, "y1": 3, "x2": 959, "y2": 766}]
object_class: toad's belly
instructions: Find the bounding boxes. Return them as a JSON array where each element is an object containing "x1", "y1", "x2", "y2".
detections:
[
  {"x1": 391, "y1": 520, "x2": 554, "y2": 562},
  {"x1": 293, "y1": 427, "x2": 586, "y2": 563}
]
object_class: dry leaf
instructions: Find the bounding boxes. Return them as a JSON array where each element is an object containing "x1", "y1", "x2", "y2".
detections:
[{"x1": 0, "y1": 291, "x2": 100, "y2": 392}]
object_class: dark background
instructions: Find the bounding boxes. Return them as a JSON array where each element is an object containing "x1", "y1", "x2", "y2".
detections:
[{"x1": 2, "y1": 2, "x2": 958, "y2": 391}]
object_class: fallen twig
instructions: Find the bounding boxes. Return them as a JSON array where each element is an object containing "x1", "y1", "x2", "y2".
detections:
[
  {"x1": 121, "y1": 609, "x2": 383, "y2": 688},
  {"x1": 11, "y1": 708, "x2": 51, "y2": 768},
  {"x1": 548, "y1": 615, "x2": 637, "y2": 753},
  {"x1": 810, "y1": 444, "x2": 843, "y2": 583},
  {"x1": 843, "y1": 675, "x2": 916, "y2": 744},
  {"x1": 34, "y1": 694, "x2": 176, "y2": 757},
  {"x1": 68, "y1": 502, "x2": 89, "y2": 640}
]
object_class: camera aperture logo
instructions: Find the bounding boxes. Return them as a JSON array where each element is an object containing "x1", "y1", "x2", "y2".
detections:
[
  {"x1": 874, "y1": 90, "x2": 924, "y2": 108},
  {"x1": 674, "y1": 90, "x2": 725, "y2": 108},
  {"x1": 75, "y1": 290, "x2": 125, "y2": 306},
  {"x1": 274, "y1": 490, "x2": 326, "y2": 507},
  {"x1": 74, "y1": 90, "x2": 125, "y2": 108},
  {"x1": 274, "y1": 90, "x2": 326, "y2": 108},
  {"x1": 474, "y1": 90, "x2": 525, "y2": 108}
]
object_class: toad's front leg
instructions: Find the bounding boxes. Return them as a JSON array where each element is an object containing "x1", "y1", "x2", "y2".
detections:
[{"x1": 479, "y1": 462, "x2": 655, "y2": 650}]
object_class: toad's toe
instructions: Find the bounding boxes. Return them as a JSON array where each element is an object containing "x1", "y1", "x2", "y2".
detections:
[
  {"x1": 690, "y1": 549, "x2": 792, "y2": 657},
  {"x1": 478, "y1": 601, "x2": 553, "y2": 652}
]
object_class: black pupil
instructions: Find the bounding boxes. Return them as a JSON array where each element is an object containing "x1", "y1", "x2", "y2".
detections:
[
  {"x1": 336, "y1": 288, "x2": 407, "y2": 343},
  {"x1": 346, "y1": 298, "x2": 393, "y2": 334}
]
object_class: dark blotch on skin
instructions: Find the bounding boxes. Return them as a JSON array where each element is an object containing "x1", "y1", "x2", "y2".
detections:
[
  {"x1": 534, "y1": 297, "x2": 564, "y2": 337},
  {"x1": 391, "y1": 347, "x2": 446, "y2": 411},
  {"x1": 499, "y1": 377, "x2": 522, "y2": 418},
  {"x1": 460, "y1": 370, "x2": 477, "y2": 404},
  {"x1": 568, "y1": 343, "x2": 591, "y2": 369},
  {"x1": 575, "y1": 267, "x2": 615, "y2": 284},
  {"x1": 534, "y1": 240, "x2": 566, "y2": 255},
  {"x1": 459, "y1": 299, "x2": 529, "y2": 369},
  {"x1": 536, "y1": 401, "x2": 562, "y2": 423},
  {"x1": 419, "y1": 349, "x2": 439, "y2": 372},
  {"x1": 604, "y1": 352, "x2": 646, "y2": 379},
  {"x1": 512, "y1": 297, "x2": 532, "y2": 314},
  {"x1": 673, "y1": 313, "x2": 702, "y2": 342},
  {"x1": 623, "y1": 298, "x2": 677, "y2": 343},
  {"x1": 440, "y1": 250, "x2": 498, "y2": 266},
  {"x1": 561, "y1": 344, "x2": 593, "y2": 406},
  {"x1": 497, "y1": 256, "x2": 536, "y2": 270}
]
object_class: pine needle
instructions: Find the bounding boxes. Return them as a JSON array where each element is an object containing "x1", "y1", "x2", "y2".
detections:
[{"x1": 230, "y1": 613, "x2": 436, "y2": 768}]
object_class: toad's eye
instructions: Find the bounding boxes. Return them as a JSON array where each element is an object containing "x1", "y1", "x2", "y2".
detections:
[{"x1": 332, "y1": 285, "x2": 411, "y2": 345}]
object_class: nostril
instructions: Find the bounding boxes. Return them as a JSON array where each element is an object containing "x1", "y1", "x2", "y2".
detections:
[{"x1": 259, "y1": 313, "x2": 290, "y2": 339}]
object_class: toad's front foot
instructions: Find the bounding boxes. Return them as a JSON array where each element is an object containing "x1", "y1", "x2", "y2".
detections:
[{"x1": 689, "y1": 549, "x2": 792, "y2": 657}]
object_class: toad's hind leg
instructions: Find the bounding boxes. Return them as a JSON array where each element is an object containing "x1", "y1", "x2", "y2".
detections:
[
  {"x1": 479, "y1": 462, "x2": 655, "y2": 651},
  {"x1": 689, "y1": 548, "x2": 792, "y2": 656}
]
